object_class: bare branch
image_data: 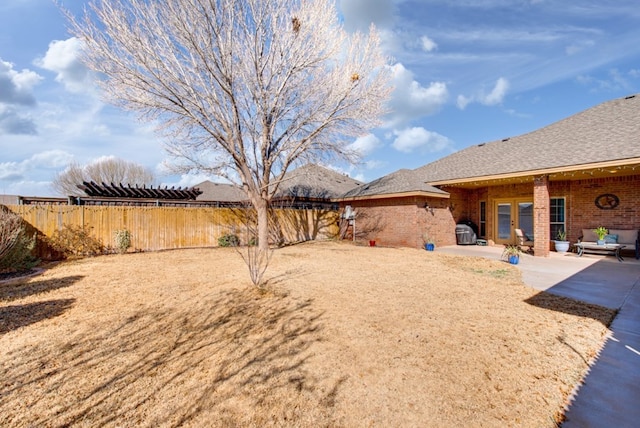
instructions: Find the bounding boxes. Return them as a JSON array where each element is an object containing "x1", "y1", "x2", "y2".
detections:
[
  {"x1": 65, "y1": 0, "x2": 392, "y2": 284},
  {"x1": 52, "y1": 157, "x2": 156, "y2": 196}
]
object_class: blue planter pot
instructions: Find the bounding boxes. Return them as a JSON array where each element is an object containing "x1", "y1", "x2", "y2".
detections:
[
  {"x1": 508, "y1": 255, "x2": 519, "y2": 265},
  {"x1": 425, "y1": 243, "x2": 435, "y2": 251}
]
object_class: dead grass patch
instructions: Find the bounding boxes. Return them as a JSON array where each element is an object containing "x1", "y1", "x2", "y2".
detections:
[{"x1": 0, "y1": 241, "x2": 614, "y2": 427}]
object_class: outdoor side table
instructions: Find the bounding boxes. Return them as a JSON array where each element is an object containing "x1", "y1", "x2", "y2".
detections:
[{"x1": 574, "y1": 242, "x2": 626, "y2": 262}]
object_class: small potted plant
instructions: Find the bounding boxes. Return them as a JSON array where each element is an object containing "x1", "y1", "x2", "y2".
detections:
[
  {"x1": 423, "y1": 233, "x2": 435, "y2": 251},
  {"x1": 593, "y1": 226, "x2": 608, "y2": 245},
  {"x1": 554, "y1": 228, "x2": 570, "y2": 253},
  {"x1": 502, "y1": 244, "x2": 522, "y2": 264}
]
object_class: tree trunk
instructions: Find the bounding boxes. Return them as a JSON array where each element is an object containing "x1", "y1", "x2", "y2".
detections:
[{"x1": 256, "y1": 198, "x2": 270, "y2": 254}]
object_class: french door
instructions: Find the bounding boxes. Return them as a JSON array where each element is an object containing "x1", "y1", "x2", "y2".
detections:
[{"x1": 494, "y1": 199, "x2": 534, "y2": 245}]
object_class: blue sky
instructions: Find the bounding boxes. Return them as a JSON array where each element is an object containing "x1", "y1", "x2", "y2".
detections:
[{"x1": 1, "y1": 0, "x2": 640, "y2": 196}]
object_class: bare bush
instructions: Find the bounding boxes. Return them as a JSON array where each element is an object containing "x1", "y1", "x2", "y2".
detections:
[
  {"x1": 0, "y1": 207, "x2": 38, "y2": 272},
  {"x1": 0, "y1": 208, "x2": 22, "y2": 262},
  {"x1": 48, "y1": 225, "x2": 105, "y2": 258}
]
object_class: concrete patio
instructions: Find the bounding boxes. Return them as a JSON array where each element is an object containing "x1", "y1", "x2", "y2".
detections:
[{"x1": 438, "y1": 244, "x2": 640, "y2": 427}]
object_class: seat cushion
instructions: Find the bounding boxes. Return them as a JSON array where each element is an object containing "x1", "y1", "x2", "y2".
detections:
[
  {"x1": 609, "y1": 229, "x2": 638, "y2": 245},
  {"x1": 581, "y1": 229, "x2": 599, "y2": 242}
]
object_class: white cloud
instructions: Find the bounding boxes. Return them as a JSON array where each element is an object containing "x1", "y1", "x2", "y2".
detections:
[
  {"x1": 0, "y1": 58, "x2": 42, "y2": 106},
  {"x1": 0, "y1": 161, "x2": 22, "y2": 181},
  {"x1": 339, "y1": 0, "x2": 395, "y2": 31},
  {"x1": 456, "y1": 95, "x2": 471, "y2": 110},
  {"x1": 29, "y1": 149, "x2": 74, "y2": 168},
  {"x1": 378, "y1": 28, "x2": 403, "y2": 54},
  {"x1": 0, "y1": 105, "x2": 37, "y2": 135},
  {"x1": 347, "y1": 133, "x2": 383, "y2": 156},
  {"x1": 456, "y1": 77, "x2": 509, "y2": 109},
  {"x1": 420, "y1": 35, "x2": 437, "y2": 52},
  {"x1": 565, "y1": 39, "x2": 595, "y2": 56},
  {"x1": 576, "y1": 68, "x2": 634, "y2": 92},
  {"x1": 36, "y1": 37, "x2": 93, "y2": 94},
  {"x1": 391, "y1": 127, "x2": 453, "y2": 154},
  {"x1": 0, "y1": 179, "x2": 56, "y2": 197},
  {"x1": 364, "y1": 159, "x2": 386, "y2": 170},
  {"x1": 0, "y1": 150, "x2": 73, "y2": 182},
  {"x1": 386, "y1": 63, "x2": 448, "y2": 127},
  {"x1": 484, "y1": 77, "x2": 509, "y2": 105}
]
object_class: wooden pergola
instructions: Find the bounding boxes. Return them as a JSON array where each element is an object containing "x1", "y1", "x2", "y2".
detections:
[{"x1": 77, "y1": 181, "x2": 202, "y2": 200}]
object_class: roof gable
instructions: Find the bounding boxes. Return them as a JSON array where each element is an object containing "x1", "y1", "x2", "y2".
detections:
[
  {"x1": 196, "y1": 181, "x2": 246, "y2": 202},
  {"x1": 276, "y1": 164, "x2": 363, "y2": 199},
  {"x1": 196, "y1": 164, "x2": 363, "y2": 202},
  {"x1": 342, "y1": 168, "x2": 448, "y2": 199}
]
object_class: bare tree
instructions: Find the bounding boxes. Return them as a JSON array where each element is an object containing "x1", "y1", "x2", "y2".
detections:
[
  {"x1": 67, "y1": 0, "x2": 392, "y2": 285},
  {"x1": 52, "y1": 157, "x2": 156, "y2": 196}
]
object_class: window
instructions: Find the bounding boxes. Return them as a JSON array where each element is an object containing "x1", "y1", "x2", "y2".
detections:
[
  {"x1": 479, "y1": 201, "x2": 486, "y2": 238},
  {"x1": 550, "y1": 197, "x2": 566, "y2": 240}
]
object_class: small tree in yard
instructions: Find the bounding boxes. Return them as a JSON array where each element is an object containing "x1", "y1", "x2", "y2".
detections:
[{"x1": 66, "y1": 0, "x2": 392, "y2": 285}]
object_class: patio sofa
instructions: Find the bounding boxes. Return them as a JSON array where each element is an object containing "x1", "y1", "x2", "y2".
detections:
[{"x1": 578, "y1": 228, "x2": 640, "y2": 259}]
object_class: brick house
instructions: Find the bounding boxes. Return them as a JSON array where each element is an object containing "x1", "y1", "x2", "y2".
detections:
[{"x1": 339, "y1": 93, "x2": 640, "y2": 256}]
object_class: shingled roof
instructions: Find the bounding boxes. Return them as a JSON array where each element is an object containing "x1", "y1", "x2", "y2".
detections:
[
  {"x1": 195, "y1": 164, "x2": 362, "y2": 202},
  {"x1": 195, "y1": 181, "x2": 247, "y2": 202},
  {"x1": 415, "y1": 93, "x2": 640, "y2": 183},
  {"x1": 275, "y1": 164, "x2": 363, "y2": 199},
  {"x1": 341, "y1": 169, "x2": 448, "y2": 199}
]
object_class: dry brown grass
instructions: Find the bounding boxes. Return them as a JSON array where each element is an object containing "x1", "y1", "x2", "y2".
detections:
[{"x1": 0, "y1": 241, "x2": 614, "y2": 427}]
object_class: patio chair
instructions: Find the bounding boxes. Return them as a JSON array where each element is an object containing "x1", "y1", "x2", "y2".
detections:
[{"x1": 515, "y1": 228, "x2": 534, "y2": 254}]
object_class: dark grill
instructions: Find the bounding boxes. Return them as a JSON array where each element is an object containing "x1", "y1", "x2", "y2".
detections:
[{"x1": 455, "y1": 224, "x2": 477, "y2": 245}]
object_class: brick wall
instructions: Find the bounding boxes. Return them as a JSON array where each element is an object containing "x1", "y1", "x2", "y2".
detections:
[
  {"x1": 341, "y1": 196, "x2": 457, "y2": 248},
  {"x1": 342, "y1": 173, "x2": 640, "y2": 252},
  {"x1": 558, "y1": 175, "x2": 640, "y2": 242}
]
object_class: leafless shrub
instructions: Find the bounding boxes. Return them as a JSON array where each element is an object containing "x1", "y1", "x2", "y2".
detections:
[
  {"x1": 0, "y1": 207, "x2": 38, "y2": 272},
  {"x1": 0, "y1": 207, "x2": 22, "y2": 263},
  {"x1": 48, "y1": 225, "x2": 105, "y2": 258}
]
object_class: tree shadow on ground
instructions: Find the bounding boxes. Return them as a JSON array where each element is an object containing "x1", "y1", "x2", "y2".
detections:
[
  {"x1": 0, "y1": 275, "x2": 83, "y2": 302},
  {"x1": 0, "y1": 299, "x2": 76, "y2": 334},
  {"x1": 1, "y1": 287, "x2": 336, "y2": 426},
  {"x1": 525, "y1": 292, "x2": 617, "y2": 327},
  {"x1": 274, "y1": 208, "x2": 339, "y2": 243}
]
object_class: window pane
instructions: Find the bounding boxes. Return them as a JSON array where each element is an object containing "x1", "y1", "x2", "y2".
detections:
[
  {"x1": 498, "y1": 203, "x2": 511, "y2": 240},
  {"x1": 479, "y1": 201, "x2": 486, "y2": 238},
  {"x1": 550, "y1": 198, "x2": 565, "y2": 223},
  {"x1": 550, "y1": 198, "x2": 566, "y2": 240},
  {"x1": 518, "y1": 202, "x2": 534, "y2": 236}
]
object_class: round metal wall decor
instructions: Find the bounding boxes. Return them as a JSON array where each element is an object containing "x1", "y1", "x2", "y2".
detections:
[{"x1": 595, "y1": 193, "x2": 619, "y2": 210}]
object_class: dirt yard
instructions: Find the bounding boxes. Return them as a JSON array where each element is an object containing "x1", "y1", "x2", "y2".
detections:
[{"x1": 0, "y1": 241, "x2": 614, "y2": 427}]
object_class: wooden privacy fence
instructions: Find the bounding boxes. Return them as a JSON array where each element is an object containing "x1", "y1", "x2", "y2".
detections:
[{"x1": 7, "y1": 205, "x2": 339, "y2": 257}]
